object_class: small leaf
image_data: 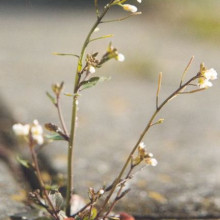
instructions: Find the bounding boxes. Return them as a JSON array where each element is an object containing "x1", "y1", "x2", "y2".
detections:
[
  {"x1": 48, "y1": 191, "x2": 64, "y2": 211},
  {"x1": 82, "y1": 208, "x2": 97, "y2": 220},
  {"x1": 64, "y1": 93, "x2": 81, "y2": 98},
  {"x1": 45, "y1": 123, "x2": 59, "y2": 132},
  {"x1": 45, "y1": 133, "x2": 66, "y2": 141},
  {"x1": 53, "y1": 52, "x2": 79, "y2": 58},
  {"x1": 45, "y1": 184, "x2": 59, "y2": 191},
  {"x1": 64, "y1": 93, "x2": 74, "y2": 97},
  {"x1": 80, "y1": 76, "x2": 111, "y2": 91},
  {"x1": 90, "y1": 34, "x2": 114, "y2": 43},
  {"x1": 46, "y1": 92, "x2": 56, "y2": 105},
  {"x1": 17, "y1": 156, "x2": 32, "y2": 169},
  {"x1": 90, "y1": 207, "x2": 98, "y2": 220}
]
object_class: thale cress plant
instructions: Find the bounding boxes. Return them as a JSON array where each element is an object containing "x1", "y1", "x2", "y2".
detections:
[{"x1": 12, "y1": 1, "x2": 217, "y2": 220}]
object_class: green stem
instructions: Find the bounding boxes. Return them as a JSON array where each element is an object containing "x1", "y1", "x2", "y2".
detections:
[
  {"x1": 65, "y1": 2, "x2": 114, "y2": 216},
  {"x1": 98, "y1": 75, "x2": 198, "y2": 217}
]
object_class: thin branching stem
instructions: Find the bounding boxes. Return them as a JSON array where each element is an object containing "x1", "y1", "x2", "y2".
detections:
[
  {"x1": 98, "y1": 74, "x2": 199, "y2": 217},
  {"x1": 156, "y1": 72, "x2": 162, "y2": 109},
  {"x1": 56, "y1": 95, "x2": 68, "y2": 136},
  {"x1": 103, "y1": 166, "x2": 134, "y2": 219},
  {"x1": 101, "y1": 12, "x2": 142, "y2": 23},
  {"x1": 29, "y1": 142, "x2": 59, "y2": 220},
  {"x1": 180, "y1": 56, "x2": 194, "y2": 87},
  {"x1": 178, "y1": 88, "x2": 206, "y2": 94}
]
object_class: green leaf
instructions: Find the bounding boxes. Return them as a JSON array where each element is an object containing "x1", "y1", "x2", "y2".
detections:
[
  {"x1": 16, "y1": 156, "x2": 32, "y2": 169},
  {"x1": 53, "y1": 52, "x2": 79, "y2": 58},
  {"x1": 90, "y1": 34, "x2": 114, "y2": 43},
  {"x1": 80, "y1": 76, "x2": 111, "y2": 91},
  {"x1": 83, "y1": 208, "x2": 97, "y2": 220},
  {"x1": 45, "y1": 133, "x2": 66, "y2": 141},
  {"x1": 45, "y1": 184, "x2": 59, "y2": 191},
  {"x1": 90, "y1": 208, "x2": 97, "y2": 220},
  {"x1": 64, "y1": 92, "x2": 81, "y2": 98},
  {"x1": 64, "y1": 93, "x2": 74, "y2": 97},
  {"x1": 46, "y1": 92, "x2": 56, "y2": 105}
]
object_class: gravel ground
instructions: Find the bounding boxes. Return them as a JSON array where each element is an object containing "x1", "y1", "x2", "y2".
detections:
[{"x1": 0, "y1": 4, "x2": 220, "y2": 218}]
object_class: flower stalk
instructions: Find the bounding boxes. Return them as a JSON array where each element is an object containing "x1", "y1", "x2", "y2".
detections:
[
  {"x1": 98, "y1": 74, "x2": 199, "y2": 216},
  {"x1": 28, "y1": 135, "x2": 59, "y2": 219},
  {"x1": 65, "y1": 1, "x2": 115, "y2": 215}
]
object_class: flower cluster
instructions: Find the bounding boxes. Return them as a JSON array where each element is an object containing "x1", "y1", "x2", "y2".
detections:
[
  {"x1": 52, "y1": 82, "x2": 64, "y2": 96},
  {"x1": 198, "y1": 64, "x2": 217, "y2": 88},
  {"x1": 98, "y1": 43, "x2": 125, "y2": 67},
  {"x1": 132, "y1": 142, "x2": 158, "y2": 167},
  {"x1": 85, "y1": 45, "x2": 125, "y2": 75},
  {"x1": 85, "y1": 53, "x2": 99, "y2": 74},
  {"x1": 12, "y1": 120, "x2": 44, "y2": 145}
]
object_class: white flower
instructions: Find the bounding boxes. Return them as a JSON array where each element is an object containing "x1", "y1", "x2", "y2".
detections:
[
  {"x1": 145, "y1": 158, "x2": 158, "y2": 167},
  {"x1": 137, "y1": 0, "x2": 142, "y2": 3},
  {"x1": 204, "y1": 68, "x2": 217, "y2": 80},
  {"x1": 139, "y1": 142, "x2": 146, "y2": 149},
  {"x1": 198, "y1": 68, "x2": 217, "y2": 88},
  {"x1": 13, "y1": 120, "x2": 44, "y2": 145},
  {"x1": 88, "y1": 65, "x2": 96, "y2": 74},
  {"x1": 31, "y1": 120, "x2": 44, "y2": 145},
  {"x1": 31, "y1": 120, "x2": 43, "y2": 136},
  {"x1": 121, "y1": 4, "x2": 138, "y2": 13},
  {"x1": 198, "y1": 79, "x2": 213, "y2": 88},
  {"x1": 116, "y1": 53, "x2": 125, "y2": 62},
  {"x1": 150, "y1": 158, "x2": 158, "y2": 166},
  {"x1": 12, "y1": 123, "x2": 30, "y2": 136}
]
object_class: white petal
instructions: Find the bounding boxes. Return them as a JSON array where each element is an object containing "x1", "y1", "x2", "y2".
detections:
[
  {"x1": 33, "y1": 119, "x2": 39, "y2": 125},
  {"x1": 199, "y1": 79, "x2": 213, "y2": 88},
  {"x1": 12, "y1": 123, "x2": 29, "y2": 136},
  {"x1": 33, "y1": 135, "x2": 44, "y2": 145},
  {"x1": 31, "y1": 125, "x2": 43, "y2": 135},
  {"x1": 204, "y1": 68, "x2": 217, "y2": 80},
  {"x1": 150, "y1": 158, "x2": 158, "y2": 167},
  {"x1": 116, "y1": 53, "x2": 125, "y2": 62}
]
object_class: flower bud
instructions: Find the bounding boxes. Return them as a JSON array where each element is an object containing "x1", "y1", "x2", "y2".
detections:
[
  {"x1": 158, "y1": 118, "x2": 164, "y2": 124},
  {"x1": 98, "y1": 189, "x2": 105, "y2": 195},
  {"x1": 121, "y1": 4, "x2": 138, "y2": 13},
  {"x1": 88, "y1": 65, "x2": 96, "y2": 74}
]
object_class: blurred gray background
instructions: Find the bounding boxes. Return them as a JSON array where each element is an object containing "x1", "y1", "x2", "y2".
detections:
[{"x1": 0, "y1": 0, "x2": 220, "y2": 217}]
